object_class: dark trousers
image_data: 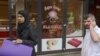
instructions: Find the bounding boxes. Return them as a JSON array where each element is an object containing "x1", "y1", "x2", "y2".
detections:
[{"x1": 31, "y1": 47, "x2": 36, "y2": 56}]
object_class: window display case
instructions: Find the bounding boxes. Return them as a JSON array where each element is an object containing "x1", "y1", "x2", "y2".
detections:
[
  {"x1": 66, "y1": 0, "x2": 83, "y2": 49},
  {"x1": 22, "y1": 0, "x2": 85, "y2": 54},
  {"x1": 0, "y1": 0, "x2": 16, "y2": 38},
  {"x1": 2, "y1": 0, "x2": 89, "y2": 54}
]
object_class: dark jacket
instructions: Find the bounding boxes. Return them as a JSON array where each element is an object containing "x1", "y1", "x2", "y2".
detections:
[
  {"x1": 17, "y1": 23, "x2": 38, "y2": 47},
  {"x1": 17, "y1": 10, "x2": 38, "y2": 56},
  {"x1": 17, "y1": 23, "x2": 38, "y2": 56}
]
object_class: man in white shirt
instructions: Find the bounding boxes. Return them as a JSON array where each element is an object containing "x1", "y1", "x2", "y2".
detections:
[{"x1": 81, "y1": 14, "x2": 100, "y2": 56}]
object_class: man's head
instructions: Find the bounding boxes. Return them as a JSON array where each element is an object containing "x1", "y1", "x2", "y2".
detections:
[{"x1": 84, "y1": 14, "x2": 96, "y2": 29}]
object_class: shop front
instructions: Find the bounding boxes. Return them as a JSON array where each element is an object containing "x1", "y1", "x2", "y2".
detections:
[{"x1": 0, "y1": 0, "x2": 89, "y2": 55}]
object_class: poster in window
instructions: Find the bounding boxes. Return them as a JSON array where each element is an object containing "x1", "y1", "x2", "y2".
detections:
[
  {"x1": 42, "y1": 0, "x2": 63, "y2": 38},
  {"x1": 42, "y1": 38, "x2": 62, "y2": 51}
]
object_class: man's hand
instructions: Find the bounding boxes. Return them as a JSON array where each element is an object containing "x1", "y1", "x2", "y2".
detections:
[
  {"x1": 89, "y1": 21, "x2": 96, "y2": 29},
  {"x1": 89, "y1": 21, "x2": 100, "y2": 42},
  {"x1": 13, "y1": 39, "x2": 23, "y2": 44}
]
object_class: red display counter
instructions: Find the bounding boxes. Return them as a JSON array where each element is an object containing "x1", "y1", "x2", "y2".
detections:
[{"x1": 0, "y1": 31, "x2": 16, "y2": 38}]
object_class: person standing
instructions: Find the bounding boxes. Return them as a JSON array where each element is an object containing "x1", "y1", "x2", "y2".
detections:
[
  {"x1": 13, "y1": 10, "x2": 38, "y2": 56},
  {"x1": 81, "y1": 14, "x2": 100, "y2": 56}
]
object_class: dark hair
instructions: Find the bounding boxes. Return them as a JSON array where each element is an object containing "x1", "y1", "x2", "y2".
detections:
[
  {"x1": 18, "y1": 10, "x2": 30, "y2": 23},
  {"x1": 83, "y1": 13, "x2": 96, "y2": 21},
  {"x1": 17, "y1": 10, "x2": 30, "y2": 34}
]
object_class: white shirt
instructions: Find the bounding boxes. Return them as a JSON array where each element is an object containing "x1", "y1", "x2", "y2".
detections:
[{"x1": 81, "y1": 26, "x2": 100, "y2": 56}]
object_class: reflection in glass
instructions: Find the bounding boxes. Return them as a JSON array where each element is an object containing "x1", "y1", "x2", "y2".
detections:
[{"x1": 25, "y1": 0, "x2": 38, "y2": 28}]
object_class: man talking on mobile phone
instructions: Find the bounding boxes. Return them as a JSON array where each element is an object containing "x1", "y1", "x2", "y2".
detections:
[{"x1": 81, "y1": 14, "x2": 100, "y2": 56}]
